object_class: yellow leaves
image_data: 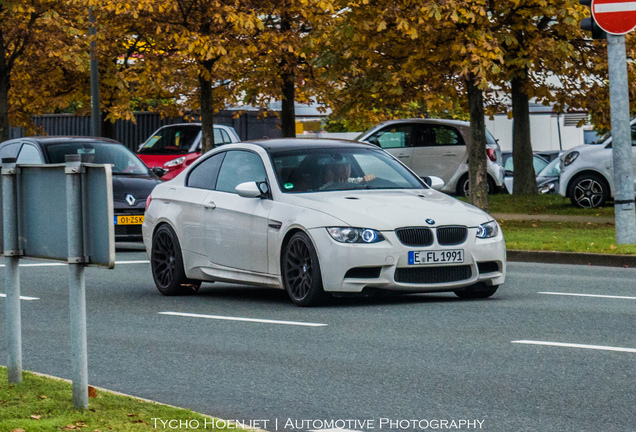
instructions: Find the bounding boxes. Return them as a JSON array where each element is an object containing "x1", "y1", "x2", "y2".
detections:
[{"x1": 376, "y1": 21, "x2": 386, "y2": 32}]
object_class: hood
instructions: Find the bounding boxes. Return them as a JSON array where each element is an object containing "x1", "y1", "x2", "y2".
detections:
[
  {"x1": 112, "y1": 174, "x2": 162, "y2": 208},
  {"x1": 284, "y1": 189, "x2": 492, "y2": 230}
]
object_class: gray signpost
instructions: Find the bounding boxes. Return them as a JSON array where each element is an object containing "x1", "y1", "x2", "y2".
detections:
[{"x1": 2, "y1": 155, "x2": 114, "y2": 408}]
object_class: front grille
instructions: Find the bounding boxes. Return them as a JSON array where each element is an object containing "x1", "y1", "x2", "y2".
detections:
[
  {"x1": 436, "y1": 226, "x2": 468, "y2": 245},
  {"x1": 395, "y1": 265, "x2": 472, "y2": 284},
  {"x1": 395, "y1": 227, "x2": 433, "y2": 246},
  {"x1": 115, "y1": 224, "x2": 142, "y2": 236}
]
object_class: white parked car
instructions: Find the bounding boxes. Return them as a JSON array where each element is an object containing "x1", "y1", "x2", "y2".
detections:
[
  {"x1": 558, "y1": 119, "x2": 636, "y2": 208},
  {"x1": 357, "y1": 119, "x2": 505, "y2": 196},
  {"x1": 142, "y1": 139, "x2": 506, "y2": 306}
]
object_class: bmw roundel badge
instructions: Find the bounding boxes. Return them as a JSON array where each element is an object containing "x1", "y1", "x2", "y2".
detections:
[{"x1": 425, "y1": 219, "x2": 435, "y2": 225}]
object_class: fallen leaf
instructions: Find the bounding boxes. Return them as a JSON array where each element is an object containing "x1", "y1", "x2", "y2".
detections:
[
  {"x1": 38, "y1": 395, "x2": 47, "y2": 399},
  {"x1": 590, "y1": 242, "x2": 595, "y2": 246},
  {"x1": 11, "y1": 429, "x2": 26, "y2": 432},
  {"x1": 531, "y1": 224, "x2": 538, "y2": 228},
  {"x1": 31, "y1": 414, "x2": 41, "y2": 419},
  {"x1": 610, "y1": 244, "x2": 617, "y2": 250},
  {"x1": 63, "y1": 426, "x2": 78, "y2": 431},
  {"x1": 88, "y1": 386, "x2": 98, "y2": 398},
  {"x1": 126, "y1": 413, "x2": 137, "y2": 417},
  {"x1": 132, "y1": 419, "x2": 147, "y2": 425}
]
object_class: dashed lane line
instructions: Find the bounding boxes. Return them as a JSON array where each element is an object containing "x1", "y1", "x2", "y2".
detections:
[
  {"x1": 539, "y1": 292, "x2": 636, "y2": 300},
  {"x1": 159, "y1": 311, "x2": 327, "y2": 327},
  {"x1": 512, "y1": 340, "x2": 636, "y2": 353}
]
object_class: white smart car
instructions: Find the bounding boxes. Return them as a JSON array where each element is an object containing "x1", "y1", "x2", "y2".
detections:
[
  {"x1": 142, "y1": 139, "x2": 506, "y2": 306},
  {"x1": 357, "y1": 119, "x2": 505, "y2": 196},
  {"x1": 559, "y1": 118, "x2": 636, "y2": 208}
]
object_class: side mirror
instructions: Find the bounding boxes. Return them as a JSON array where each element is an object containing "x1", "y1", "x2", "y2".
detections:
[
  {"x1": 236, "y1": 181, "x2": 268, "y2": 198},
  {"x1": 151, "y1": 167, "x2": 167, "y2": 177},
  {"x1": 423, "y1": 175, "x2": 444, "y2": 191}
]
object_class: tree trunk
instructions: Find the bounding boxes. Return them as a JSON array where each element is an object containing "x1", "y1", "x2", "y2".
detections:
[
  {"x1": 199, "y1": 64, "x2": 215, "y2": 154},
  {"x1": 511, "y1": 76, "x2": 537, "y2": 194},
  {"x1": 466, "y1": 77, "x2": 489, "y2": 212},
  {"x1": 280, "y1": 70, "x2": 296, "y2": 138},
  {"x1": 0, "y1": 37, "x2": 10, "y2": 143}
]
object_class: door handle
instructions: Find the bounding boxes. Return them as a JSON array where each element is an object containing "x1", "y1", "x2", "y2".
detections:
[
  {"x1": 397, "y1": 154, "x2": 410, "y2": 158},
  {"x1": 443, "y1": 153, "x2": 457, "y2": 157},
  {"x1": 204, "y1": 201, "x2": 216, "y2": 209}
]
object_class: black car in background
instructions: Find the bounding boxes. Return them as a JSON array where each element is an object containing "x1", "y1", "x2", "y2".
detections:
[{"x1": 0, "y1": 137, "x2": 163, "y2": 241}]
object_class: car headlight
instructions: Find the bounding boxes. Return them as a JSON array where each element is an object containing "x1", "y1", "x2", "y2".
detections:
[
  {"x1": 476, "y1": 221, "x2": 499, "y2": 239},
  {"x1": 563, "y1": 151, "x2": 579, "y2": 166},
  {"x1": 327, "y1": 227, "x2": 385, "y2": 243},
  {"x1": 164, "y1": 156, "x2": 186, "y2": 168}
]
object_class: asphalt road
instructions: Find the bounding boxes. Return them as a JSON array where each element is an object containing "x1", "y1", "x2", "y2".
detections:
[{"x1": 1, "y1": 248, "x2": 635, "y2": 432}]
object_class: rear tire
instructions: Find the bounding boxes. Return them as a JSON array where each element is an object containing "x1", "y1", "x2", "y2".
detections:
[
  {"x1": 457, "y1": 175, "x2": 496, "y2": 196},
  {"x1": 151, "y1": 224, "x2": 201, "y2": 296},
  {"x1": 454, "y1": 283, "x2": 498, "y2": 299},
  {"x1": 281, "y1": 232, "x2": 328, "y2": 307}
]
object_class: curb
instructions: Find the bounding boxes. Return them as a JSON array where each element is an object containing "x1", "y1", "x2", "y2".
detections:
[{"x1": 508, "y1": 250, "x2": 636, "y2": 268}]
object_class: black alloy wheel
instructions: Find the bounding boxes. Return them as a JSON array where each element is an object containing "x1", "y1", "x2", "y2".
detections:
[
  {"x1": 151, "y1": 224, "x2": 201, "y2": 296},
  {"x1": 569, "y1": 173, "x2": 608, "y2": 209},
  {"x1": 281, "y1": 232, "x2": 327, "y2": 307}
]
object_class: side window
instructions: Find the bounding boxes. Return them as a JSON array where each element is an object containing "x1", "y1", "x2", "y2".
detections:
[
  {"x1": 0, "y1": 143, "x2": 21, "y2": 161},
  {"x1": 414, "y1": 125, "x2": 464, "y2": 147},
  {"x1": 16, "y1": 144, "x2": 43, "y2": 164},
  {"x1": 215, "y1": 151, "x2": 267, "y2": 194},
  {"x1": 365, "y1": 125, "x2": 413, "y2": 149},
  {"x1": 186, "y1": 152, "x2": 225, "y2": 190},
  {"x1": 214, "y1": 128, "x2": 232, "y2": 145},
  {"x1": 631, "y1": 123, "x2": 636, "y2": 146}
]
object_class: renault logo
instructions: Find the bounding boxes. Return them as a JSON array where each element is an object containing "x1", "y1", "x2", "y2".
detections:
[
  {"x1": 125, "y1": 194, "x2": 136, "y2": 206},
  {"x1": 425, "y1": 219, "x2": 435, "y2": 225}
]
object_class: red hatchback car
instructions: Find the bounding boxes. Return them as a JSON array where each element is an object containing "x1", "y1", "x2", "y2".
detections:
[{"x1": 137, "y1": 123, "x2": 241, "y2": 180}]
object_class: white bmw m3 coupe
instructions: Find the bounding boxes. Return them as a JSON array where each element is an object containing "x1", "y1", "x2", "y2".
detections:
[{"x1": 142, "y1": 139, "x2": 506, "y2": 306}]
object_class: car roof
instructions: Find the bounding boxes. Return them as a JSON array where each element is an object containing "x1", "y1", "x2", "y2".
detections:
[
  {"x1": 241, "y1": 138, "x2": 377, "y2": 152},
  {"x1": 372, "y1": 118, "x2": 470, "y2": 128},
  {"x1": 2, "y1": 136, "x2": 121, "y2": 147}
]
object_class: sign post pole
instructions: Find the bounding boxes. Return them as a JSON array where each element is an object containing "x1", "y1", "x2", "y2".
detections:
[
  {"x1": 2, "y1": 159, "x2": 22, "y2": 384},
  {"x1": 66, "y1": 154, "x2": 89, "y2": 409},
  {"x1": 607, "y1": 34, "x2": 636, "y2": 243}
]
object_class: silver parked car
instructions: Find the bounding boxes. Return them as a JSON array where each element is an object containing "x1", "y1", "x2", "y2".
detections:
[{"x1": 356, "y1": 119, "x2": 505, "y2": 196}]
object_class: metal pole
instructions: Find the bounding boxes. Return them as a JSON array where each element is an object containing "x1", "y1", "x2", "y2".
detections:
[
  {"x1": 607, "y1": 34, "x2": 636, "y2": 244},
  {"x1": 66, "y1": 154, "x2": 88, "y2": 408},
  {"x1": 89, "y1": 7, "x2": 101, "y2": 137},
  {"x1": 2, "y1": 159, "x2": 21, "y2": 384}
]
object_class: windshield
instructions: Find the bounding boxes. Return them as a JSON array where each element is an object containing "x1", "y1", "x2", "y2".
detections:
[
  {"x1": 138, "y1": 126, "x2": 200, "y2": 154},
  {"x1": 46, "y1": 142, "x2": 149, "y2": 175},
  {"x1": 537, "y1": 157, "x2": 561, "y2": 177},
  {"x1": 270, "y1": 147, "x2": 425, "y2": 193}
]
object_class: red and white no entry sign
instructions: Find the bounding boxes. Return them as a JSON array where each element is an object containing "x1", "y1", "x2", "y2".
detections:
[{"x1": 592, "y1": 0, "x2": 636, "y2": 34}]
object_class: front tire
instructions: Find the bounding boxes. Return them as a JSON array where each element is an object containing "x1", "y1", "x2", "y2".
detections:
[
  {"x1": 281, "y1": 232, "x2": 328, "y2": 307},
  {"x1": 454, "y1": 283, "x2": 498, "y2": 299},
  {"x1": 568, "y1": 173, "x2": 609, "y2": 209},
  {"x1": 151, "y1": 224, "x2": 201, "y2": 296}
]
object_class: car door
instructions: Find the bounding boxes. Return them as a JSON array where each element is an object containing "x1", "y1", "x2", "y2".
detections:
[
  {"x1": 180, "y1": 152, "x2": 226, "y2": 255},
  {"x1": 410, "y1": 124, "x2": 466, "y2": 182},
  {"x1": 363, "y1": 124, "x2": 415, "y2": 167},
  {"x1": 202, "y1": 150, "x2": 271, "y2": 273}
]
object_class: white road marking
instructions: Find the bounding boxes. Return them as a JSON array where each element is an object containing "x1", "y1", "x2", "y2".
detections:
[
  {"x1": 512, "y1": 340, "x2": 636, "y2": 353},
  {"x1": 0, "y1": 260, "x2": 149, "y2": 268},
  {"x1": 539, "y1": 292, "x2": 636, "y2": 300},
  {"x1": 0, "y1": 293, "x2": 39, "y2": 301},
  {"x1": 159, "y1": 311, "x2": 327, "y2": 327},
  {"x1": 595, "y1": 2, "x2": 636, "y2": 14}
]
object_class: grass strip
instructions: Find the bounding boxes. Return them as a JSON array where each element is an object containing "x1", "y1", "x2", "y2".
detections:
[
  {"x1": 499, "y1": 220, "x2": 636, "y2": 254},
  {"x1": 459, "y1": 194, "x2": 615, "y2": 217},
  {"x1": 0, "y1": 367, "x2": 253, "y2": 432}
]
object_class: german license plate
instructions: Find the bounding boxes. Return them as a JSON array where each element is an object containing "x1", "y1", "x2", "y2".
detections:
[
  {"x1": 114, "y1": 215, "x2": 144, "y2": 225},
  {"x1": 408, "y1": 249, "x2": 464, "y2": 265}
]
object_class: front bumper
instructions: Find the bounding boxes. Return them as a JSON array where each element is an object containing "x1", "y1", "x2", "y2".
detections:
[{"x1": 308, "y1": 226, "x2": 506, "y2": 294}]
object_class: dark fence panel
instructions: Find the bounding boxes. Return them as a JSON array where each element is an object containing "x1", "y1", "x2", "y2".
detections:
[{"x1": 9, "y1": 111, "x2": 282, "y2": 151}]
